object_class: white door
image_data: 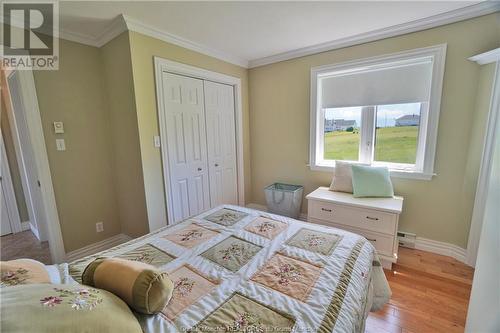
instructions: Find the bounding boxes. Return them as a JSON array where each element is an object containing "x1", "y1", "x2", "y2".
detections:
[
  {"x1": 204, "y1": 81, "x2": 238, "y2": 207},
  {"x1": 7, "y1": 71, "x2": 47, "y2": 240},
  {"x1": 1, "y1": 187, "x2": 13, "y2": 236},
  {"x1": 162, "y1": 72, "x2": 211, "y2": 223},
  {"x1": 1, "y1": 135, "x2": 14, "y2": 236}
]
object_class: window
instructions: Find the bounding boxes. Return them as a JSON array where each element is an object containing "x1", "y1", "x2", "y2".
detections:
[{"x1": 310, "y1": 45, "x2": 446, "y2": 179}]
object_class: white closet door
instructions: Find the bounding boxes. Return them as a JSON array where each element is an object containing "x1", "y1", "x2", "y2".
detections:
[
  {"x1": 204, "y1": 80, "x2": 238, "y2": 207},
  {"x1": 162, "y1": 72, "x2": 210, "y2": 223},
  {"x1": 1, "y1": 188, "x2": 13, "y2": 236}
]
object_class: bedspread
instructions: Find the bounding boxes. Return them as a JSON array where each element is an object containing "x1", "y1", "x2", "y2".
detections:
[{"x1": 69, "y1": 205, "x2": 389, "y2": 333}]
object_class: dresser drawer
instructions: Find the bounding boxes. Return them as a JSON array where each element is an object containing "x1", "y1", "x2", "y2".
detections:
[
  {"x1": 308, "y1": 200, "x2": 397, "y2": 235},
  {"x1": 310, "y1": 218, "x2": 395, "y2": 257},
  {"x1": 355, "y1": 229, "x2": 395, "y2": 257}
]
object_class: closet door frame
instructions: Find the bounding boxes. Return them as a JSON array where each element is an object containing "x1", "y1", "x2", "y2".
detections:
[{"x1": 154, "y1": 57, "x2": 245, "y2": 224}]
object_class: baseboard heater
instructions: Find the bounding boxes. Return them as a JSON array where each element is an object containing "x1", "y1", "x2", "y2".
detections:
[{"x1": 397, "y1": 231, "x2": 416, "y2": 249}]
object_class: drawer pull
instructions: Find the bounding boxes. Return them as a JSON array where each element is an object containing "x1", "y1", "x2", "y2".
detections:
[
  {"x1": 321, "y1": 208, "x2": 332, "y2": 212},
  {"x1": 366, "y1": 216, "x2": 379, "y2": 221},
  {"x1": 367, "y1": 238, "x2": 377, "y2": 242}
]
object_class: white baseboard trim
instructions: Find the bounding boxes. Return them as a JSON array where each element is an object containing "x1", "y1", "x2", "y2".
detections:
[
  {"x1": 65, "y1": 234, "x2": 132, "y2": 262},
  {"x1": 246, "y1": 203, "x2": 307, "y2": 221},
  {"x1": 414, "y1": 237, "x2": 468, "y2": 265},
  {"x1": 29, "y1": 223, "x2": 40, "y2": 240},
  {"x1": 247, "y1": 202, "x2": 470, "y2": 265},
  {"x1": 21, "y1": 221, "x2": 30, "y2": 231}
]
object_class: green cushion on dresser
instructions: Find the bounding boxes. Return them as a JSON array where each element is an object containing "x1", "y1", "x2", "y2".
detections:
[{"x1": 351, "y1": 165, "x2": 394, "y2": 198}]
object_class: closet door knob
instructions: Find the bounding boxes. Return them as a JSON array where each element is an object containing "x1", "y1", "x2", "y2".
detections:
[
  {"x1": 215, "y1": 163, "x2": 219, "y2": 167},
  {"x1": 197, "y1": 167, "x2": 202, "y2": 171}
]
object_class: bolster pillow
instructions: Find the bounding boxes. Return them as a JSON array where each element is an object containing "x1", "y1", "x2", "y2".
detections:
[{"x1": 82, "y1": 257, "x2": 173, "y2": 314}]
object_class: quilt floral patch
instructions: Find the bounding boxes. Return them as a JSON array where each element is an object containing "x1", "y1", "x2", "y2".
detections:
[
  {"x1": 244, "y1": 217, "x2": 288, "y2": 239},
  {"x1": 1, "y1": 259, "x2": 51, "y2": 287},
  {"x1": 191, "y1": 293, "x2": 295, "y2": 332},
  {"x1": 1, "y1": 268, "x2": 31, "y2": 287},
  {"x1": 162, "y1": 265, "x2": 219, "y2": 321},
  {"x1": 204, "y1": 208, "x2": 248, "y2": 226},
  {"x1": 286, "y1": 228, "x2": 342, "y2": 256},
  {"x1": 40, "y1": 287, "x2": 103, "y2": 311},
  {"x1": 201, "y1": 236, "x2": 262, "y2": 272},
  {"x1": 251, "y1": 253, "x2": 323, "y2": 301},
  {"x1": 164, "y1": 223, "x2": 219, "y2": 248},
  {"x1": 117, "y1": 243, "x2": 175, "y2": 267}
]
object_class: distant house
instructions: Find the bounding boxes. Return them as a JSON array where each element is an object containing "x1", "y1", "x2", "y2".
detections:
[
  {"x1": 395, "y1": 114, "x2": 420, "y2": 127},
  {"x1": 325, "y1": 119, "x2": 357, "y2": 132}
]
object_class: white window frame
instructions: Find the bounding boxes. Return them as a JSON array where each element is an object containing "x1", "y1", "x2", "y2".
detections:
[{"x1": 310, "y1": 44, "x2": 446, "y2": 180}]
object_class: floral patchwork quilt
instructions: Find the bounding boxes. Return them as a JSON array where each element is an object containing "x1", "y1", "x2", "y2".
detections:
[{"x1": 69, "y1": 205, "x2": 387, "y2": 333}]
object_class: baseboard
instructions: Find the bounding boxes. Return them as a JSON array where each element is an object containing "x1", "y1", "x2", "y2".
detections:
[
  {"x1": 29, "y1": 222, "x2": 40, "y2": 240},
  {"x1": 247, "y1": 202, "x2": 469, "y2": 265},
  {"x1": 246, "y1": 203, "x2": 307, "y2": 221},
  {"x1": 65, "y1": 234, "x2": 132, "y2": 262},
  {"x1": 21, "y1": 221, "x2": 30, "y2": 231},
  {"x1": 414, "y1": 237, "x2": 468, "y2": 265}
]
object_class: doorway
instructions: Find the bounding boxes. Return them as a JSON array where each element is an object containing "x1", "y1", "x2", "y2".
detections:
[{"x1": 1, "y1": 67, "x2": 65, "y2": 263}]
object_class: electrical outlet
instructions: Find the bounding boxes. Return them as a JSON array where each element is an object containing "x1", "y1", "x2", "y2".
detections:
[{"x1": 96, "y1": 222, "x2": 104, "y2": 233}]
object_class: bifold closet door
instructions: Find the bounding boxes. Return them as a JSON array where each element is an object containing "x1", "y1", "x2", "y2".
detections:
[
  {"x1": 162, "y1": 72, "x2": 211, "y2": 223},
  {"x1": 204, "y1": 81, "x2": 238, "y2": 207}
]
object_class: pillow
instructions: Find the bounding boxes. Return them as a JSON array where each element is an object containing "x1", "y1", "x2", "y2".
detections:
[
  {"x1": 1, "y1": 259, "x2": 51, "y2": 287},
  {"x1": 351, "y1": 165, "x2": 394, "y2": 198},
  {"x1": 82, "y1": 257, "x2": 173, "y2": 314},
  {"x1": 0, "y1": 283, "x2": 143, "y2": 333},
  {"x1": 329, "y1": 161, "x2": 366, "y2": 193}
]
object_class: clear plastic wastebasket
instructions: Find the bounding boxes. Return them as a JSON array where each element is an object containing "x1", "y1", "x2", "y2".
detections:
[{"x1": 264, "y1": 183, "x2": 304, "y2": 219}]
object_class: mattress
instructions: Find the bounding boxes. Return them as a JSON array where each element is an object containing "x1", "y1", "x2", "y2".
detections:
[{"x1": 69, "y1": 205, "x2": 390, "y2": 333}]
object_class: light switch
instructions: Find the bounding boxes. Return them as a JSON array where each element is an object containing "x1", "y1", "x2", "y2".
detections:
[
  {"x1": 56, "y1": 139, "x2": 66, "y2": 151},
  {"x1": 154, "y1": 135, "x2": 161, "y2": 148},
  {"x1": 53, "y1": 121, "x2": 64, "y2": 134}
]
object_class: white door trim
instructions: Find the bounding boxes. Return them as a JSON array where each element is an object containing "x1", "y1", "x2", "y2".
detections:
[
  {"x1": 154, "y1": 57, "x2": 245, "y2": 225},
  {"x1": 3, "y1": 72, "x2": 42, "y2": 239},
  {"x1": 466, "y1": 49, "x2": 500, "y2": 267},
  {"x1": 4, "y1": 69, "x2": 66, "y2": 263},
  {"x1": 0, "y1": 134, "x2": 22, "y2": 234}
]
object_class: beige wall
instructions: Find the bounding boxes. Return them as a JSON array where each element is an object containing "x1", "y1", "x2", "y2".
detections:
[
  {"x1": 127, "y1": 31, "x2": 251, "y2": 230},
  {"x1": 100, "y1": 33, "x2": 149, "y2": 238},
  {"x1": 33, "y1": 39, "x2": 121, "y2": 252},
  {"x1": 248, "y1": 13, "x2": 500, "y2": 248},
  {"x1": 1, "y1": 92, "x2": 29, "y2": 222},
  {"x1": 18, "y1": 13, "x2": 497, "y2": 253},
  {"x1": 19, "y1": 30, "x2": 250, "y2": 252}
]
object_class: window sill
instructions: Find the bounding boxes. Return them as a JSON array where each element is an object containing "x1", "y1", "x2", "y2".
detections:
[{"x1": 308, "y1": 164, "x2": 435, "y2": 181}]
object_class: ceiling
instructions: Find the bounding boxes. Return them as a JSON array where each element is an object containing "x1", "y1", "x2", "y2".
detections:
[{"x1": 58, "y1": 1, "x2": 496, "y2": 67}]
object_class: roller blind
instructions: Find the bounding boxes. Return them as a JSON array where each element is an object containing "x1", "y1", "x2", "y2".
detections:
[{"x1": 321, "y1": 59, "x2": 433, "y2": 108}]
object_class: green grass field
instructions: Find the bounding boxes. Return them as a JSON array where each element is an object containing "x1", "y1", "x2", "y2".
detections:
[{"x1": 324, "y1": 126, "x2": 418, "y2": 164}]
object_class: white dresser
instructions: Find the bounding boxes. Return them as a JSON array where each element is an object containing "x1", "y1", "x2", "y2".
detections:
[{"x1": 306, "y1": 187, "x2": 403, "y2": 269}]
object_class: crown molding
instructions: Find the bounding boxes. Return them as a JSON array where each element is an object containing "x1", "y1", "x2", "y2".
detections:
[
  {"x1": 9, "y1": 1, "x2": 497, "y2": 70},
  {"x1": 469, "y1": 48, "x2": 500, "y2": 65},
  {"x1": 95, "y1": 15, "x2": 128, "y2": 48},
  {"x1": 59, "y1": 29, "x2": 100, "y2": 47},
  {"x1": 121, "y1": 15, "x2": 248, "y2": 67},
  {"x1": 248, "y1": 1, "x2": 500, "y2": 68},
  {"x1": 57, "y1": 14, "x2": 248, "y2": 67}
]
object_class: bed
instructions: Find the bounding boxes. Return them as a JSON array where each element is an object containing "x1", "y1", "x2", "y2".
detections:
[{"x1": 69, "y1": 205, "x2": 390, "y2": 333}]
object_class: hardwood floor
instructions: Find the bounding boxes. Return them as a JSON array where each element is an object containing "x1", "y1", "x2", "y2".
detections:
[
  {"x1": 0, "y1": 230, "x2": 51, "y2": 264},
  {"x1": 366, "y1": 247, "x2": 474, "y2": 333}
]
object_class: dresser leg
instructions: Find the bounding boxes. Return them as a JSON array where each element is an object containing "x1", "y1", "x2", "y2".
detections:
[{"x1": 380, "y1": 259, "x2": 393, "y2": 270}]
